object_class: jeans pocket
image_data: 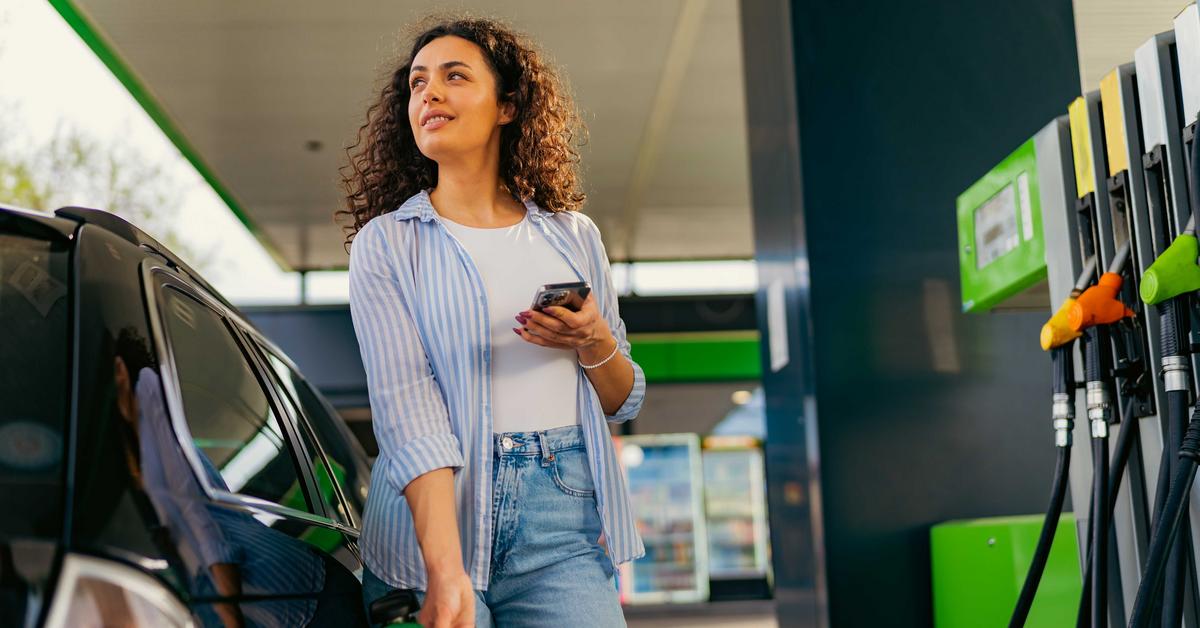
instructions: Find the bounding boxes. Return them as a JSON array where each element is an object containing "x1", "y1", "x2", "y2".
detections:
[{"x1": 549, "y1": 447, "x2": 595, "y2": 497}]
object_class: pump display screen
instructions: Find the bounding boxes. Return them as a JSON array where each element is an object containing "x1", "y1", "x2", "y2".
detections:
[{"x1": 974, "y1": 184, "x2": 1020, "y2": 269}]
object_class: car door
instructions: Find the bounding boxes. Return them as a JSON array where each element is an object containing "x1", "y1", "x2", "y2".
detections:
[
  {"x1": 238, "y1": 326, "x2": 370, "y2": 562},
  {"x1": 142, "y1": 263, "x2": 366, "y2": 627}
]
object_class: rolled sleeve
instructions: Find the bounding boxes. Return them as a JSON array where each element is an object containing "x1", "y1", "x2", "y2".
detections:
[
  {"x1": 604, "y1": 357, "x2": 645, "y2": 423},
  {"x1": 349, "y1": 219, "x2": 464, "y2": 493},
  {"x1": 583, "y1": 217, "x2": 646, "y2": 424},
  {"x1": 388, "y1": 432, "x2": 466, "y2": 492}
]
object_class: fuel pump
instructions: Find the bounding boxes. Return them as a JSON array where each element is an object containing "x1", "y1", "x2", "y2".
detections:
[
  {"x1": 958, "y1": 7, "x2": 1200, "y2": 627},
  {"x1": 1127, "y1": 21, "x2": 1200, "y2": 626},
  {"x1": 1076, "y1": 64, "x2": 1168, "y2": 626},
  {"x1": 1068, "y1": 92, "x2": 1142, "y2": 627},
  {"x1": 956, "y1": 106, "x2": 1159, "y2": 624}
]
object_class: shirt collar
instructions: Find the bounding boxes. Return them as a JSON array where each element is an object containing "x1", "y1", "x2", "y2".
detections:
[{"x1": 391, "y1": 188, "x2": 553, "y2": 223}]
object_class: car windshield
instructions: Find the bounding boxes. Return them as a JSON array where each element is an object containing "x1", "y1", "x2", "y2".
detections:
[{"x1": 0, "y1": 230, "x2": 71, "y2": 537}]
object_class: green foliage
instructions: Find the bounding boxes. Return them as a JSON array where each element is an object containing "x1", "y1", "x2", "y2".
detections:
[
  {"x1": 0, "y1": 112, "x2": 212, "y2": 271},
  {"x1": 0, "y1": 6, "x2": 210, "y2": 271}
]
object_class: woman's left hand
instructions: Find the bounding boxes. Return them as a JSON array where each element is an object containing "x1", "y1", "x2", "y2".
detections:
[{"x1": 513, "y1": 292, "x2": 612, "y2": 353}]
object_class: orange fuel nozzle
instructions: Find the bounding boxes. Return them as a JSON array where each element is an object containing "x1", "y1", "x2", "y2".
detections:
[
  {"x1": 1041, "y1": 294, "x2": 1083, "y2": 350},
  {"x1": 1067, "y1": 272, "x2": 1135, "y2": 331}
]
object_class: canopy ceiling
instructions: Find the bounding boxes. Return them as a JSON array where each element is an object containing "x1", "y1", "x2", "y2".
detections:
[{"x1": 57, "y1": 0, "x2": 755, "y2": 270}]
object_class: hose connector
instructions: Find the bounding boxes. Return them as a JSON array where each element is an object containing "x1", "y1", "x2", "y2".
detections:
[
  {"x1": 1086, "y1": 381, "x2": 1111, "y2": 437},
  {"x1": 1041, "y1": 295, "x2": 1084, "y2": 350},
  {"x1": 1052, "y1": 392, "x2": 1074, "y2": 447},
  {"x1": 1052, "y1": 392, "x2": 1075, "y2": 420},
  {"x1": 1069, "y1": 273, "x2": 1136, "y2": 331},
  {"x1": 1055, "y1": 419, "x2": 1075, "y2": 447},
  {"x1": 1162, "y1": 355, "x2": 1191, "y2": 392},
  {"x1": 1141, "y1": 233, "x2": 1200, "y2": 305}
]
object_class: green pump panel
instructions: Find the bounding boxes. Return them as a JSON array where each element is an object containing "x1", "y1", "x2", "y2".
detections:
[
  {"x1": 957, "y1": 139, "x2": 1049, "y2": 312},
  {"x1": 931, "y1": 514, "x2": 1082, "y2": 628}
]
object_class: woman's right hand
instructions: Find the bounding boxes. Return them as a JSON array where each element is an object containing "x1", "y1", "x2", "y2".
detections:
[
  {"x1": 406, "y1": 468, "x2": 472, "y2": 627},
  {"x1": 420, "y1": 568, "x2": 475, "y2": 628}
]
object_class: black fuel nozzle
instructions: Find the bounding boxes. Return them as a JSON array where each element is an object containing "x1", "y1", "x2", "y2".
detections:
[{"x1": 369, "y1": 589, "x2": 422, "y2": 627}]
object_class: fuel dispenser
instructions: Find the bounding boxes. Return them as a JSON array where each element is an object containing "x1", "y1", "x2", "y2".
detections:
[
  {"x1": 1127, "y1": 9, "x2": 1200, "y2": 626},
  {"x1": 1127, "y1": 26, "x2": 1200, "y2": 628},
  {"x1": 956, "y1": 5, "x2": 1200, "y2": 626},
  {"x1": 1066, "y1": 91, "x2": 1155, "y2": 627},
  {"x1": 1099, "y1": 65, "x2": 1162, "y2": 587}
]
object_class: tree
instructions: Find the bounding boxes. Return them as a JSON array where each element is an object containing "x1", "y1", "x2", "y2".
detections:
[{"x1": 0, "y1": 113, "x2": 213, "y2": 272}]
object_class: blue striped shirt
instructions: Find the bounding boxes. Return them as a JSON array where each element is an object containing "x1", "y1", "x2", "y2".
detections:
[{"x1": 348, "y1": 189, "x2": 646, "y2": 590}]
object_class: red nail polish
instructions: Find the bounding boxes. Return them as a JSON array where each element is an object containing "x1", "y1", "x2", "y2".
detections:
[{"x1": 512, "y1": 328, "x2": 522, "y2": 335}]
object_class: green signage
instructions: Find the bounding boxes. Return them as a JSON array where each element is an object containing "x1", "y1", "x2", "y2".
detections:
[{"x1": 957, "y1": 139, "x2": 1049, "y2": 312}]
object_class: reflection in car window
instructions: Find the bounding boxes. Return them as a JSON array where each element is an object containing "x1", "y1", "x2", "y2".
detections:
[
  {"x1": 160, "y1": 288, "x2": 312, "y2": 515},
  {"x1": 259, "y1": 349, "x2": 363, "y2": 527},
  {"x1": 0, "y1": 232, "x2": 69, "y2": 538},
  {"x1": 128, "y1": 366, "x2": 357, "y2": 625}
]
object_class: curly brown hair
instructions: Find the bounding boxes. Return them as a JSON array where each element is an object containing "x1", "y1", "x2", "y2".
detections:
[{"x1": 336, "y1": 15, "x2": 588, "y2": 249}]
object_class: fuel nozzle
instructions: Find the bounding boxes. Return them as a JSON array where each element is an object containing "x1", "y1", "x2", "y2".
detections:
[
  {"x1": 1069, "y1": 273, "x2": 1136, "y2": 330},
  {"x1": 1041, "y1": 256, "x2": 1098, "y2": 350},
  {"x1": 1068, "y1": 243, "x2": 1135, "y2": 331},
  {"x1": 1140, "y1": 223, "x2": 1200, "y2": 305},
  {"x1": 1042, "y1": 293, "x2": 1084, "y2": 350}
]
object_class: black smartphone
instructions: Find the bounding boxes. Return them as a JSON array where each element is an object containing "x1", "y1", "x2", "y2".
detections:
[{"x1": 531, "y1": 281, "x2": 591, "y2": 312}]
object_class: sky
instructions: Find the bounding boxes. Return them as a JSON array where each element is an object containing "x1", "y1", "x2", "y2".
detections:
[
  {"x1": 0, "y1": 0, "x2": 306, "y2": 304},
  {"x1": 0, "y1": 0, "x2": 756, "y2": 304}
]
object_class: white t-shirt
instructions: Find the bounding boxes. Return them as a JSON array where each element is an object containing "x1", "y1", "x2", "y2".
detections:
[{"x1": 438, "y1": 211, "x2": 581, "y2": 433}]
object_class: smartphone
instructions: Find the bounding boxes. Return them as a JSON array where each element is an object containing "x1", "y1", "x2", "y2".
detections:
[{"x1": 531, "y1": 281, "x2": 591, "y2": 312}]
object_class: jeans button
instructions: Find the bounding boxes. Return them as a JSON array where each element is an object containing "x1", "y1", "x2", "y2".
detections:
[{"x1": 501, "y1": 436, "x2": 514, "y2": 449}]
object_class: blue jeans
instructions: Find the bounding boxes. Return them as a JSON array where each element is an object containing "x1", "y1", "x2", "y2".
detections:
[{"x1": 362, "y1": 425, "x2": 625, "y2": 627}]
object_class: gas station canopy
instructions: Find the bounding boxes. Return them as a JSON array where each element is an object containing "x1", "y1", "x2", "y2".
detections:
[{"x1": 53, "y1": 0, "x2": 755, "y2": 271}]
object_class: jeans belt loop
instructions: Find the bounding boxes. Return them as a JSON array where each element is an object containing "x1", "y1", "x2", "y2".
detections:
[{"x1": 537, "y1": 431, "x2": 554, "y2": 467}]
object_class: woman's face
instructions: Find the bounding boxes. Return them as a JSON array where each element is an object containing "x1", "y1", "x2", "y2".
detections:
[{"x1": 408, "y1": 35, "x2": 515, "y2": 163}]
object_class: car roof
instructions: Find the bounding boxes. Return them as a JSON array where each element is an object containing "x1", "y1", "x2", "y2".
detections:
[
  {"x1": 0, "y1": 204, "x2": 241, "y2": 315},
  {"x1": 0, "y1": 204, "x2": 79, "y2": 240}
]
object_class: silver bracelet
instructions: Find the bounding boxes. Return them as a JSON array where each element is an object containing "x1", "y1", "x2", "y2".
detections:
[{"x1": 579, "y1": 342, "x2": 620, "y2": 369}]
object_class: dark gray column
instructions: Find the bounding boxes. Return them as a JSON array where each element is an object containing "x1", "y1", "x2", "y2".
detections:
[{"x1": 739, "y1": 1, "x2": 1081, "y2": 626}]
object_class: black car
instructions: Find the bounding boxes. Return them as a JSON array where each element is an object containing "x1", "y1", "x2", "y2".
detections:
[{"x1": 1, "y1": 204, "x2": 378, "y2": 627}]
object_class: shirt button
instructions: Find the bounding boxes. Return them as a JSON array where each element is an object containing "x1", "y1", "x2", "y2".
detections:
[{"x1": 501, "y1": 437, "x2": 515, "y2": 449}]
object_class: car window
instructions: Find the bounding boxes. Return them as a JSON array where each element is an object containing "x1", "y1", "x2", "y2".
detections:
[
  {"x1": 159, "y1": 287, "x2": 313, "y2": 515},
  {"x1": 258, "y1": 347, "x2": 365, "y2": 527},
  {"x1": 0, "y1": 231, "x2": 70, "y2": 539}
]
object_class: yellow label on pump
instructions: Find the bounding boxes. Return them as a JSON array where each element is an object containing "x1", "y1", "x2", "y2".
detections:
[
  {"x1": 1100, "y1": 70, "x2": 1130, "y2": 176},
  {"x1": 1068, "y1": 97, "x2": 1096, "y2": 198}
]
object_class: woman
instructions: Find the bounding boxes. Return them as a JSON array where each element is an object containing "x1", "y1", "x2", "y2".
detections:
[{"x1": 337, "y1": 16, "x2": 646, "y2": 628}]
